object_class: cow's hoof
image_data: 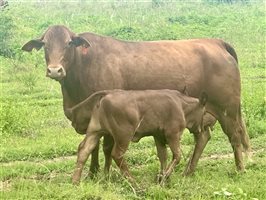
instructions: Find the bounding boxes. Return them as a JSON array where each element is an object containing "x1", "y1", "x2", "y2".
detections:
[
  {"x1": 86, "y1": 171, "x2": 98, "y2": 180},
  {"x1": 182, "y1": 168, "x2": 194, "y2": 176}
]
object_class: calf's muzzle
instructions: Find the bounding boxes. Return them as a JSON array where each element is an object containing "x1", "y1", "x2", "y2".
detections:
[{"x1": 47, "y1": 65, "x2": 66, "y2": 80}]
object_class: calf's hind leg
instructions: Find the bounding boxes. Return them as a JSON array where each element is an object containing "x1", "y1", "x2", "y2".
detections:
[
  {"x1": 72, "y1": 132, "x2": 101, "y2": 185},
  {"x1": 111, "y1": 139, "x2": 133, "y2": 181},
  {"x1": 161, "y1": 132, "x2": 182, "y2": 183}
]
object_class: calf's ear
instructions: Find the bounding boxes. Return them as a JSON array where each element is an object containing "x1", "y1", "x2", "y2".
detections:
[
  {"x1": 181, "y1": 86, "x2": 189, "y2": 95},
  {"x1": 22, "y1": 39, "x2": 44, "y2": 52},
  {"x1": 70, "y1": 36, "x2": 91, "y2": 48},
  {"x1": 199, "y1": 92, "x2": 208, "y2": 106}
]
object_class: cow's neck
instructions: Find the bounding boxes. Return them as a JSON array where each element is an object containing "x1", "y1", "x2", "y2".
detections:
[
  {"x1": 60, "y1": 51, "x2": 92, "y2": 111},
  {"x1": 61, "y1": 77, "x2": 81, "y2": 111}
]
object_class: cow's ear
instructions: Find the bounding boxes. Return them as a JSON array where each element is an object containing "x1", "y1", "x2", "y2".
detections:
[
  {"x1": 70, "y1": 36, "x2": 91, "y2": 48},
  {"x1": 22, "y1": 39, "x2": 44, "y2": 52},
  {"x1": 199, "y1": 92, "x2": 208, "y2": 106}
]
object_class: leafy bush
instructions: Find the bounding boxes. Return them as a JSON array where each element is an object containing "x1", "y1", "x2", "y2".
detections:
[
  {"x1": 0, "y1": 103, "x2": 34, "y2": 137},
  {"x1": 18, "y1": 72, "x2": 38, "y2": 93},
  {"x1": 0, "y1": 10, "x2": 15, "y2": 57},
  {"x1": 107, "y1": 26, "x2": 142, "y2": 40}
]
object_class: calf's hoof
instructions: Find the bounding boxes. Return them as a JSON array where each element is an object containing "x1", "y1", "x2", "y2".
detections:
[
  {"x1": 72, "y1": 174, "x2": 81, "y2": 185},
  {"x1": 72, "y1": 179, "x2": 80, "y2": 185}
]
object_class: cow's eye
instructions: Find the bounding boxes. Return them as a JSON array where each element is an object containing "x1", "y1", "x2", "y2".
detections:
[{"x1": 68, "y1": 41, "x2": 74, "y2": 47}]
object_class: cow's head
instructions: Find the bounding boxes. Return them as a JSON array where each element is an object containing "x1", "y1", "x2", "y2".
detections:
[
  {"x1": 22, "y1": 25, "x2": 91, "y2": 81},
  {"x1": 186, "y1": 92, "x2": 208, "y2": 134}
]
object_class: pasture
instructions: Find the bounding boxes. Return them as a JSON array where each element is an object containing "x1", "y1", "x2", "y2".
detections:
[{"x1": 0, "y1": 1, "x2": 265, "y2": 199}]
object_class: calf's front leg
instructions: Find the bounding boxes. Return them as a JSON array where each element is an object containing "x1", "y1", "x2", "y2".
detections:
[
  {"x1": 72, "y1": 132, "x2": 101, "y2": 185},
  {"x1": 154, "y1": 136, "x2": 167, "y2": 183},
  {"x1": 183, "y1": 128, "x2": 211, "y2": 176}
]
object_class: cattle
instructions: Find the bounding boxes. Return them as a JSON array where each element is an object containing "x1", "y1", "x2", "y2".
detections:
[
  {"x1": 65, "y1": 89, "x2": 208, "y2": 184},
  {"x1": 22, "y1": 25, "x2": 250, "y2": 176}
]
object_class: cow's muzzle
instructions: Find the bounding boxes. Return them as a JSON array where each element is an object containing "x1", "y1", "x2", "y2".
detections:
[{"x1": 46, "y1": 65, "x2": 66, "y2": 80}]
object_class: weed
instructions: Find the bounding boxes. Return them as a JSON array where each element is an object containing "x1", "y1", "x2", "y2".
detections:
[{"x1": 0, "y1": 103, "x2": 34, "y2": 137}]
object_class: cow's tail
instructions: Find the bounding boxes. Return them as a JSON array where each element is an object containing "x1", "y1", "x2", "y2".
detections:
[
  {"x1": 237, "y1": 104, "x2": 252, "y2": 160},
  {"x1": 222, "y1": 41, "x2": 238, "y2": 64}
]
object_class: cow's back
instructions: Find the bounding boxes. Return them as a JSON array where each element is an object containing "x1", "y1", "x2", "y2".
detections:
[{"x1": 79, "y1": 35, "x2": 239, "y2": 100}]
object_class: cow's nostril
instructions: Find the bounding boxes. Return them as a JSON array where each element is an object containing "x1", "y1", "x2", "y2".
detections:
[
  {"x1": 58, "y1": 68, "x2": 63, "y2": 73},
  {"x1": 47, "y1": 66, "x2": 65, "y2": 79}
]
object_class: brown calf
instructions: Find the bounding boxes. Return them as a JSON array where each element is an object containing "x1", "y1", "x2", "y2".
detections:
[{"x1": 66, "y1": 89, "x2": 207, "y2": 184}]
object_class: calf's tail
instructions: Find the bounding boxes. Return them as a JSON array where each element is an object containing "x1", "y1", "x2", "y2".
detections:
[{"x1": 64, "y1": 90, "x2": 113, "y2": 120}]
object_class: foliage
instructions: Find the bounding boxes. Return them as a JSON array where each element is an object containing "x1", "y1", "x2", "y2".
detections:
[
  {"x1": 0, "y1": 103, "x2": 33, "y2": 137},
  {"x1": 0, "y1": 9, "x2": 15, "y2": 57}
]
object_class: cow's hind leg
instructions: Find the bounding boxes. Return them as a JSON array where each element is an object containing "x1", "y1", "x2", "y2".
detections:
[
  {"x1": 183, "y1": 128, "x2": 211, "y2": 176},
  {"x1": 103, "y1": 135, "x2": 114, "y2": 176},
  {"x1": 72, "y1": 133, "x2": 101, "y2": 185},
  {"x1": 219, "y1": 114, "x2": 249, "y2": 172},
  {"x1": 153, "y1": 136, "x2": 167, "y2": 183}
]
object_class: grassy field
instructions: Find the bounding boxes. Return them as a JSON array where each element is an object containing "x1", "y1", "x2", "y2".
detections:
[{"x1": 1, "y1": 1, "x2": 265, "y2": 199}]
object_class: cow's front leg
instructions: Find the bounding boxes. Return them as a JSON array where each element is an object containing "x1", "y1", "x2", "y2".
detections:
[
  {"x1": 183, "y1": 128, "x2": 211, "y2": 176},
  {"x1": 103, "y1": 135, "x2": 114, "y2": 176},
  {"x1": 88, "y1": 141, "x2": 100, "y2": 178},
  {"x1": 154, "y1": 136, "x2": 167, "y2": 183},
  {"x1": 73, "y1": 132, "x2": 100, "y2": 185}
]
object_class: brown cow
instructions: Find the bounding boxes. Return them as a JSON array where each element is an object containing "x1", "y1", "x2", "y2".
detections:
[
  {"x1": 22, "y1": 25, "x2": 250, "y2": 176},
  {"x1": 65, "y1": 89, "x2": 208, "y2": 184}
]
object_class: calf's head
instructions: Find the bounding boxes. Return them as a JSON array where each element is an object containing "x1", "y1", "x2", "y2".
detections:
[
  {"x1": 186, "y1": 92, "x2": 208, "y2": 134},
  {"x1": 22, "y1": 25, "x2": 91, "y2": 81}
]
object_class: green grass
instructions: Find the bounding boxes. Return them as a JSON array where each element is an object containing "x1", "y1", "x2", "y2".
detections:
[{"x1": 0, "y1": 1, "x2": 265, "y2": 199}]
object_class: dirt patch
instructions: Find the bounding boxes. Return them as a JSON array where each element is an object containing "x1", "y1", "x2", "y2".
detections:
[
  {"x1": 1, "y1": 156, "x2": 76, "y2": 167},
  {"x1": 0, "y1": 180, "x2": 12, "y2": 192},
  {"x1": 1, "y1": 148, "x2": 265, "y2": 167},
  {"x1": 201, "y1": 148, "x2": 265, "y2": 161}
]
